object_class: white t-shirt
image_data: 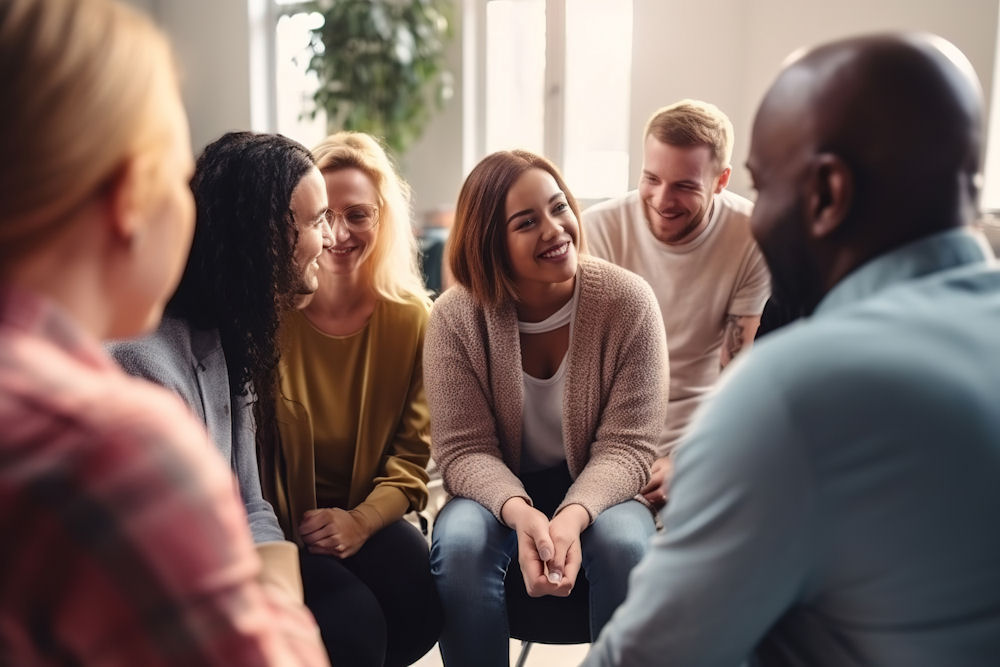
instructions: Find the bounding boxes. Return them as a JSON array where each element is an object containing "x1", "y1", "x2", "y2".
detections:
[
  {"x1": 518, "y1": 278, "x2": 580, "y2": 472},
  {"x1": 583, "y1": 188, "x2": 770, "y2": 455}
]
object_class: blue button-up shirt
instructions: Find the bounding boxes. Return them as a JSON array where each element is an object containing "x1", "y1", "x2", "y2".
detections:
[{"x1": 585, "y1": 227, "x2": 1000, "y2": 667}]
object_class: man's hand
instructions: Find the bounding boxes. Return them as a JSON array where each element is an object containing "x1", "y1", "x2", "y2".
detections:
[
  {"x1": 299, "y1": 508, "x2": 371, "y2": 559},
  {"x1": 640, "y1": 456, "x2": 674, "y2": 509}
]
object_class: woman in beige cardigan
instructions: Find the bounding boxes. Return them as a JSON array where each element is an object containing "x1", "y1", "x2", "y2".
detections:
[
  {"x1": 266, "y1": 132, "x2": 441, "y2": 666},
  {"x1": 424, "y1": 150, "x2": 669, "y2": 666}
]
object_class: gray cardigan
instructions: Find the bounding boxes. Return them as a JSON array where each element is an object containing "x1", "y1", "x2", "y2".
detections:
[{"x1": 108, "y1": 315, "x2": 285, "y2": 543}]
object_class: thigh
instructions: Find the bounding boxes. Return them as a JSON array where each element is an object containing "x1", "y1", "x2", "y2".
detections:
[
  {"x1": 343, "y1": 519, "x2": 433, "y2": 586},
  {"x1": 343, "y1": 520, "x2": 442, "y2": 667},
  {"x1": 299, "y1": 550, "x2": 386, "y2": 667},
  {"x1": 431, "y1": 497, "x2": 515, "y2": 571}
]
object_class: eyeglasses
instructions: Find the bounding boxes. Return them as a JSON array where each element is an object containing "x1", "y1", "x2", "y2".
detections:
[{"x1": 326, "y1": 204, "x2": 380, "y2": 232}]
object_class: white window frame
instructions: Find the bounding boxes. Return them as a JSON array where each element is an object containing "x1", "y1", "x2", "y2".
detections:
[{"x1": 462, "y1": 0, "x2": 632, "y2": 204}]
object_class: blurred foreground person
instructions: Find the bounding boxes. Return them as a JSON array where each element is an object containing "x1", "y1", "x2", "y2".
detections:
[
  {"x1": 586, "y1": 32, "x2": 1000, "y2": 667},
  {"x1": 0, "y1": 1, "x2": 327, "y2": 663}
]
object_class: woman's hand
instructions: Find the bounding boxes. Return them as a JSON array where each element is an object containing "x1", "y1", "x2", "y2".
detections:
[
  {"x1": 501, "y1": 497, "x2": 566, "y2": 597},
  {"x1": 546, "y1": 503, "x2": 588, "y2": 595},
  {"x1": 299, "y1": 507, "x2": 371, "y2": 559}
]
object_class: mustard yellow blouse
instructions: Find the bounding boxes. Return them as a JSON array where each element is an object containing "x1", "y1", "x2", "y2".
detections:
[{"x1": 268, "y1": 297, "x2": 432, "y2": 542}]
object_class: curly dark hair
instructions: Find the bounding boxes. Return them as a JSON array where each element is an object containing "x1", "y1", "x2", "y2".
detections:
[{"x1": 168, "y1": 131, "x2": 315, "y2": 444}]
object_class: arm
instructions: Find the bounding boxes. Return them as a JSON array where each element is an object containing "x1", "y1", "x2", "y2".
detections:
[
  {"x1": 112, "y1": 335, "x2": 287, "y2": 544},
  {"x1": 721, "y1": 240, "x2": 771, "y2": 368},
  {"x1": 559, "y1": 281, "x2": 668, "y2": 520},
  {"x1": 720, "y1": 313, "x2": 761, "y2": 368},
  {"x1": 423, "y1": 296, "x2": 530, "y2": 521},
  {"x1": 354, "y1": 327, "x2": 433, "y2": 531},
  {"x1": 232, "y1": 393, "x2": 287, "y2": 543},
  {"x1": 583, "y1": 358, "x2": 815, "y2": 667}
]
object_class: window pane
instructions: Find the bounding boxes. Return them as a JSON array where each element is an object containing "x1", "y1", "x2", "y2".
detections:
[
  {"x1": 485, "y1": 0, "x2": 546, "y2": 155},
  {"x1": 563, "y1": 0, "x2": 633, "y2": 199},
  {"x1": 275, "y1": 11, "x2": 327, "y2": 148}
]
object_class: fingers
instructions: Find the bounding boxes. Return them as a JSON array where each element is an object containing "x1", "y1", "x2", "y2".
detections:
[
  {"x1": 555, "y1": 541, "x2": 582, "y2": 597},
  {"x1": 298, "y1": 508, "x2": 331, "y2": 535},
  {"x1": 640, "y1": 463, "x2": 666, "y2": 496}
]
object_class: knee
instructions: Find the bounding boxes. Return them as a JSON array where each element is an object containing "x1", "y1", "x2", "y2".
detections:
[
  {"x1": 431, "y1": 500, "x2": 514, "y2": 598},
  {"x1": 584, "y1": 502, "x2": 654, "y2": 568},
  {"x1": 431, "y1": 499, "x2": 496, "y2": 568}
]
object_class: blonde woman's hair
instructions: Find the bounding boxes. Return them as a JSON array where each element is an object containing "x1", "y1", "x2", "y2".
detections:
[
  {"x1": 644, "y1": 99, "x2": 735, "y2": 171},
  {"x1": 312, "y1": 132, "x2": 431, "y2": 305},
  {"x1": 0, "y1": 0, "x2": 177, "y2": 261}
]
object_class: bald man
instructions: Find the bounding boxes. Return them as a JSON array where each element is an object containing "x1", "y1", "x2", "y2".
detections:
[{"x1": 583, "y1": 33, "x2": 1000, "y2": 667}]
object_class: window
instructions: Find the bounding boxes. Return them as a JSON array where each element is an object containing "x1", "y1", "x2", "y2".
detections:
[
  {"x1": 274, "y1": 8, "x2": 327, "y2": 148},
  {"x1": 251, "y1": 0, "x2": 327, "y2": 148},
  {"x1": 468, "y1": 0, "x2": 634, "y2": 201}
]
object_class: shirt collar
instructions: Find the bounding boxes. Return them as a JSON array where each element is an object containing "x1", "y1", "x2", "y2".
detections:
[{"x1": 815, "y1": 227, "x2": 996, "y2": 316}]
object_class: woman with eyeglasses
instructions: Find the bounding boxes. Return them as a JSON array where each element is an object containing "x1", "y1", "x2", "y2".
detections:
[{"x1": 262, "y1": 131, "x2": 442, "y2": 667}]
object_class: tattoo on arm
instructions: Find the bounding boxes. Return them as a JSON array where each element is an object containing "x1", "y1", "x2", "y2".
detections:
[
  {"x1": 721, "y1": 315, "x2": 745, "y2": 369},
  {"x1": 720, "y1": 315, "x2": 763, "y2": 369}
]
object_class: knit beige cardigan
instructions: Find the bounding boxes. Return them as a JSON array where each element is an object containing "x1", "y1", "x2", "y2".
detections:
[{"x1": 424, "y1": 255, "x2": 669, "y2": 524}]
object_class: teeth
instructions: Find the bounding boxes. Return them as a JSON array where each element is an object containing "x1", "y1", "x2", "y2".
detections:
[
  {"x1": 540, "y1": 243, "x2": 569, "y2": 259},
  {"x1": 542, "y1": 243, "x2": 569, "y2": 259},
  {"x1": 329, "y1": 247, "x2": 353, "y2": 255}
]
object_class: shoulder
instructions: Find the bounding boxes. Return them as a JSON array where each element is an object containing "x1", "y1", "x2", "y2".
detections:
[
  {"x1": 582, "y1": 191, "x2": 641, "y2": 228},
  {"x1": 429, "y1": 284, "x2": 482, "y2": 326},
  {"x1": 106, "y1": 316, "x2": 195, "y2": 389},
  {"x1": 377, "y1": 295, "x2": 430, "y2": 332},
  {"x1": 716, "y1": 188, "x2": 754, "y2": 220},
  {"x1": 579, "y1": 255, "x2": 657, "y2": 308}
]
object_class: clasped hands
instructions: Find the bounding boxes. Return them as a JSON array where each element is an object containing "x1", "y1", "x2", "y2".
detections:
[
  {"x1": 299, "y1": 507, "x2": 371, "y2": 559},
  {"x1": 501, "y1": 497, "x2": 590, "y2": 598}
]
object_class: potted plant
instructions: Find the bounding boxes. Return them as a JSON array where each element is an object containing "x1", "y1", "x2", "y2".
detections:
[{"x1": 292, "y1": 0, "x2": 455, "y2": 155}]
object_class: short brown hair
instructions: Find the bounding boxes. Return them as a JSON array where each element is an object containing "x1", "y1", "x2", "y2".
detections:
[
  {"x1": 644, "y1": 99, "x2": 734, "y2": 170},
  {"x1": 449, "y1": 150, "x2": 583, "y2": 306}
]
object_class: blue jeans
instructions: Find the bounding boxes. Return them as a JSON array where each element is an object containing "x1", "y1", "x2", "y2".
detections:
[{"x1": 431, "y1": 491, "x2": 654, "y2": 666}]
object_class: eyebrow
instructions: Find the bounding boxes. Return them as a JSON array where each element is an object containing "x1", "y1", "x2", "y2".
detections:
[{"x1": 506, "y1": 192, "x2": 566, "y2": 224}]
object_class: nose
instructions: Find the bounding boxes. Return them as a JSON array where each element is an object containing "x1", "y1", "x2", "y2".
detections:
[
  {"x1": 540, "y1": 212, "x2": 564, "y2": 239},
  {"x1": 650, "y1": 184, "x2": 673, "y2": 212},
  {"x1": 330, "y1": 214, "x2": 352, "y2": 243},
  {"x1": 320, "y1": 218, "x2": 334, "y2": 248}
]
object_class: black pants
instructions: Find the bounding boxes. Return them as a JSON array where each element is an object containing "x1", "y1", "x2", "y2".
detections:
[{"x1": 300, "y1": 518, "x2": 442, "y2": 666}]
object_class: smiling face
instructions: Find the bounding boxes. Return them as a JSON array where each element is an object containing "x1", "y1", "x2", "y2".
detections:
[
  {"x1": 638, "y1": 136, "x2": 730, "y2": 244},
  {"x1": 320, "y1": 167, "x2": 379, "y2": 278},
  {"x1": 288, "y1": 166, "x2": 330, "y2": 297},
  {"x1": 504, "y1": 168, "x2": 579, "y2": 292}
]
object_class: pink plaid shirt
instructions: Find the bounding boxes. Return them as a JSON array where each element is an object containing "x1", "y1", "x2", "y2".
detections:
[{"x1": 0, "y1": 286, "x2": 328, "y2": 666}]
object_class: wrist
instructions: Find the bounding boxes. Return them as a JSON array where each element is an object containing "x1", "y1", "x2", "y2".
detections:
[
  {"x1": 500, "y1": 496, "x2": 532, "y2": 528},
  {"x1": 555, "y1": 503, "x2": 590, "y2": 532}
]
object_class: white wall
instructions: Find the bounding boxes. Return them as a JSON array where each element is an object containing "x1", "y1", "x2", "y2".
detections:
[
  {"x1": 123, "y1": 0, "x2": 254, "y2": 152},
  {"x1": 629, "y1": 0, "x2": 999, "y2": 197}
]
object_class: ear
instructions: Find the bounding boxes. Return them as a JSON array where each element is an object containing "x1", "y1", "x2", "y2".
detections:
[
  {"x1": 103, "y1": 155, "x2": 147, "y2": 244},
  {"x1": 714, "y1": 166, "x2": 732, "y2": 193},
  {"x1": 806, "y1": 153, "x2": 852, "y2": 239}
]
